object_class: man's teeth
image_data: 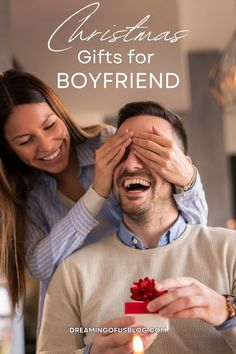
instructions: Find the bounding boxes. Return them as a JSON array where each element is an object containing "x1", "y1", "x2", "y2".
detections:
[
  {"x1": 124, "y1": 178, "x2": 151, "y2": 189},
  {"x1": 42, "y1": 148, "x2": 60, "y2": 161}
]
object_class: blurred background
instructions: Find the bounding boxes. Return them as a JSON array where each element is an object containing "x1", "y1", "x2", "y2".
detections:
[{"x1": 1, "y1": 0, "x2": 236, "y2": 353}]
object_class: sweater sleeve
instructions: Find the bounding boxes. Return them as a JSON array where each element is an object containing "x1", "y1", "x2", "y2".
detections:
[
  {"x1": 220, "y1": 327, "x2": 236, "y2": 353},
  {"x1": 219, "y1": 282, "x2": 236, "y2": 352},
  {"x1": 37, "y1": 261, "x2": 86, "y2": 354},
  {"x1": 173, "y1": 171, "x2": 208, "y2": 225},
  {"x1": 24, "y1": 190, "x2": 100, "y2": 281}
]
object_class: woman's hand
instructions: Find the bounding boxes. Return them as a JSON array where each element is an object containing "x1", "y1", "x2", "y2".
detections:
[
  {"x1": 132, "y1": 126, "x2": 194, "y2": 187},
  {"x1": 93, "y1": 129, "x2": 133, "y2": 198}
]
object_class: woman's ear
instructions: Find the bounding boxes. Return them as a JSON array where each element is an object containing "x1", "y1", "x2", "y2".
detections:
[{"x1": 186, "y1": 155, "x2": 192, "y2": 164}]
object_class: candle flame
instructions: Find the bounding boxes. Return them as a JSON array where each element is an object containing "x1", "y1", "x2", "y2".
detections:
[{"x1": 132, "y1": 334, "x2": 144, "y2": 353}]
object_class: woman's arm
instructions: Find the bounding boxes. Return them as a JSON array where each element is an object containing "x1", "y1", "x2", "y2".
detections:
[
  {"x1": 174, "y1": 171, "x2": 208, "y2": 225},
  {"x1": 24, "y1": 125, "x2": 126, "y2": 281},
  {"x1": 24, "y1": 186, "x2": 110, "y2": 281}
]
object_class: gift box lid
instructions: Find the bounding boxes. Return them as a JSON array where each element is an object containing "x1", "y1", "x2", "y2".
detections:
[{"x1": 125, "y1": 301, "x2": 159, "y2": 314}]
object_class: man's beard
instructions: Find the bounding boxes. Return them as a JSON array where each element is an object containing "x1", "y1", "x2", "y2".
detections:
[
  {"x1": 114, "y1": 168, "x2": 174, "y2": 223},
  {"x1": 115, "y1": 183, "x2": 174, "y2": 224},
  {"x1": 114, "y1": 169, "x2": 155, "y2": 222},
  {"x1": 117, "y1": 196, "x2": 155, "y2": 223}
]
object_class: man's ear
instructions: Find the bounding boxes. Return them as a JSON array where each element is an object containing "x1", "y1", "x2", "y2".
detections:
[{"x1": 186, "y1": 155, "x2": 192, "y2": 164}]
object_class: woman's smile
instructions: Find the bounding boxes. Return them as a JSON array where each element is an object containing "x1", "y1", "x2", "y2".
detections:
[{"x1": 4, "y1": 102, "x2": 71, "y2": 175}]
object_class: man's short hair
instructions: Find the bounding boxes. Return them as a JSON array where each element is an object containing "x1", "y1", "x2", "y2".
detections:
[{"x1": 118, "y1": 101, "x2": 188, "y2": 153}]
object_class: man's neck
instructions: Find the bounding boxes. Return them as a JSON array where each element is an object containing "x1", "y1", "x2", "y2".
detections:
[{"x1": 123, "y1": 207, "x2": 179, "y2": 248}]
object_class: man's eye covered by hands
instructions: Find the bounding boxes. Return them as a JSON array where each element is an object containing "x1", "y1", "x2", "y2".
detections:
[
  {"x1": 94, "y1": 124, "x2": 196, "y2": 199},
  {"x1": 131, "y1": 126, "x2": 194, "y2": 188}
]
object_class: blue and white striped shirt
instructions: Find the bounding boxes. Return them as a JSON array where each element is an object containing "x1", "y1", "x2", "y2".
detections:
[{"x1": 24, "y1": 126, "x2": 208, "y2": 330}]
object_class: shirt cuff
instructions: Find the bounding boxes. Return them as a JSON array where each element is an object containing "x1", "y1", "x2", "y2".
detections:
[
  {"x1": 215, "y1": 296, "x2": 236, "y2": 331},
  {"x1": 83, "y1": 343, "x2": 92, "y2": 354},
  {"x1": 69, "y1": 198, "x2": 98, "y2": 231},
  {"x1": 214, "y1": 313, "x2": 236, "y2": 330},
  {"x1": 82, "y1": 185, "x2": 107, "y2": 218},
  {"x1": 174, "y1": 171, "x2": 201, "y2": 196}
]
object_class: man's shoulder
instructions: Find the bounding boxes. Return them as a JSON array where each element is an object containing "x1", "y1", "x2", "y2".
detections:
[
  {"x1": 188, "y1": 223, "x2": 236, "y2": 234},
  {"x1": 188, "y1": 224, "x2": 236, "y2": 242},
  {"x1": 62, "y1": 231, "x2": 118, "y2": 266}
]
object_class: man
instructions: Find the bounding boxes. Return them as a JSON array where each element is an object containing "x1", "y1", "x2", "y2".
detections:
[{"x1": 37, "y1": 101, "x2": 236, "y2": 354}]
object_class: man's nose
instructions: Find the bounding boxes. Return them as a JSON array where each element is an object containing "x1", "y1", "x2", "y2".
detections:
[{"x1": 122, "y1": 149, "x2": 144, "y2": 171}]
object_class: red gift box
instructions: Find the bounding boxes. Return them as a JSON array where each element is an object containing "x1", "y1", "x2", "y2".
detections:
[
  {"x1": 125, "y1": 301, "x2": 159, "y2": 314},
  {"x1": 124, "y1": 277, "x2": 169, "y2": 331}
]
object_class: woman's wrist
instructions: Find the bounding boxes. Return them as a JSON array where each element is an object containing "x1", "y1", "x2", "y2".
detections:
[
  {"x1": 175, "y1": 165, "x2": 197, "y2": 193},
  {"x1": 92, "y1": 182, "x2": 110, "y2": 198},
  {"x1": 82, "y1": 185, "x2": 107, "y2": 218}
]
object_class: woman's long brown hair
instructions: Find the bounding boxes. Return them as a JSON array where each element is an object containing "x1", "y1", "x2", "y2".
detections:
[{"x1": 0, "y1": 69, "x2": 106, "y2": 311}]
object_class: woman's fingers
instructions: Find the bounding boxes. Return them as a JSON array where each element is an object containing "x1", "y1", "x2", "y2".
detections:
[
  {"x1": 133, "y1": 148, "x2": 165, "y2": 172},
  {"x1": 132, "y1": 137, "x2": 165, "y2": 156},
  {"x1": 133, "y1": 131, "x2": 171, "y2": 149},
  {"x1": 99, "y1": 137, "x2": 131, "y2": 166},
  {"x1": 93, "y1": 130, "x2": 132, "y2": 198},
  {"x1": 99, "y1": 130, "x2": 133, "y2": 156},
  {"x1": 132, "y1": 130, "x2": 194, "y2": 187}
]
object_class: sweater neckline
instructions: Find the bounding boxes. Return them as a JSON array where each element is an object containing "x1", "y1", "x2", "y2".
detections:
[{"x1": 110, "y1": 224, "x2": 193, "y2": 255}]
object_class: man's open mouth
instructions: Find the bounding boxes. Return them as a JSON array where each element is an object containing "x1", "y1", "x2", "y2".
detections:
[{"x1": 122, "y1": 178, "x2": 151, "y2": 192}]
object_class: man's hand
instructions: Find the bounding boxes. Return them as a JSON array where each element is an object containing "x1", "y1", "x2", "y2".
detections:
[
  {"x1": 132, "y1": 126, "x2": 194, "y2": 187},
  {"x1": 146, "y1": 277, "x2": 228, "y2": 326},
  {"x1": 90, "y1": 316, "x2": 157, "y2": 354},
  {"x1": 93, "y1": 130, "x2": 133, "y2": 198}
]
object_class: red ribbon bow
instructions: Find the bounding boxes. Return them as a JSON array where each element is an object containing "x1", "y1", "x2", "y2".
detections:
[{"x1": 130, "y1": 277, "x2": 166, "y2": 302}]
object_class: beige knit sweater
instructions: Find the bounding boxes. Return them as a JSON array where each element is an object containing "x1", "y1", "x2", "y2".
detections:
[{"x1": 37, "y1": 224, "x2": 236, "y2": 354}]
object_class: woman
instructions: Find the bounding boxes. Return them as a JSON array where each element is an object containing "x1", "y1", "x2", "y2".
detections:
[{"x1": 0, "y1": 69, "x2": 207, "y2": 326}]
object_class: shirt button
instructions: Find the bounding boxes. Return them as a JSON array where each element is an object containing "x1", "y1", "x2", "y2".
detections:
[{"x1": 132, "y1": 238, "x2": 138, "y2": 245}]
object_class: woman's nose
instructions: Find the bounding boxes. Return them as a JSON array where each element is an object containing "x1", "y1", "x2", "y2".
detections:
[{"x1": 37, "y1": 134, "x2": 54, "y2": 152}]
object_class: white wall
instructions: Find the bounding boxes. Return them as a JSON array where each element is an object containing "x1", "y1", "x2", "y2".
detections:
[
  {"x1": 178, "y1": 0, "x2": 235, "y2": 51},
  {"x1": 0, "y1": 0, "x2": 12, "y2": 70},
  {"x1": 177, "y1": 0, "x2": 236, "y2": 153},
  {"x1": 10, "y1": 0, "x2": 236, "y2": 149}
]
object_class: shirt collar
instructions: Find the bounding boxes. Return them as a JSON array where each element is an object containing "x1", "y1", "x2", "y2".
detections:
[{"x1": 118, "y1": 214, "x2": 186, "y2": 249}]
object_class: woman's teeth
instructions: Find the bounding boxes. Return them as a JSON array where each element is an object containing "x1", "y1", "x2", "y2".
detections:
[{"x1": 42, "y1": 147, "x2": 60, "y2": 161}]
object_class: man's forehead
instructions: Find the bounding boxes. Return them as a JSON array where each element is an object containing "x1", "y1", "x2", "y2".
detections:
[{"x1": 117, "y1": 115, "x2": 173, "y2": 135}]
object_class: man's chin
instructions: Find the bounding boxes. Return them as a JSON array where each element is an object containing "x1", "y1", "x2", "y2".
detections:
[
  {"x1": 120, "y1": 201, "x2": 151, "y2": 218},
  {"x1": 120, "y1": 198, "x2": 145, "y2": 209},
  {"x1": 114, "y1": 191, "x2": 152, "y2": 216},
  {"x1": 119, "y1": 191, "x2": 150, "y2": 202}
]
